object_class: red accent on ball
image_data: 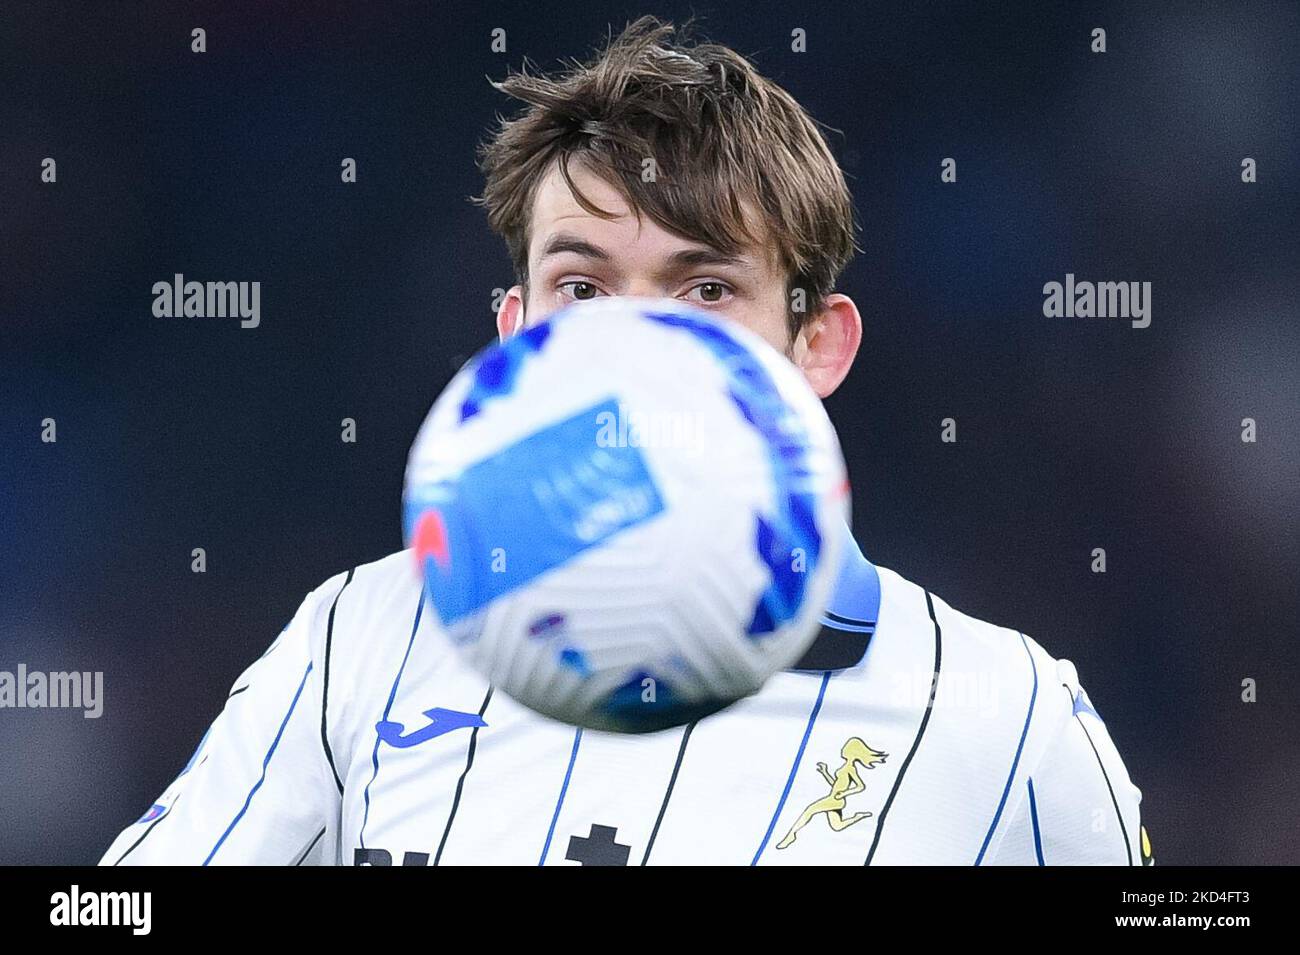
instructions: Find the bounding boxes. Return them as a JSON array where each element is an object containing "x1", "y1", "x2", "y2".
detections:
[{"x1": 413, "y1": 509, "x2": 451, "y2": 571}]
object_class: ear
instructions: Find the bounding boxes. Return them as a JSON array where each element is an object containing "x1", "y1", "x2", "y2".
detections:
[
  {"x1": 496, "y1": 286, "x2": 527, "y2": 341},
  {"x1": 793, "y1": 293, "x2": 862, "y2": 398}
]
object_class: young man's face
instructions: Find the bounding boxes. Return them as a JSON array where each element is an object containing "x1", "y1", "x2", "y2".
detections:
[{"x1": 496, "y1": 159, "x2": 863, "y2": 398}]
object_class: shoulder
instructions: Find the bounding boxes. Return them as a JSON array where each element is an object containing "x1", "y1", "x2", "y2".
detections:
[
  {"x1": 864, "y1": 565, "x2": 1145, "y2": 862},
  {"x1": 306, "y1": 548, "x2": 426, "y2": 654},
  {"x1": 869, "y1": 564, "x2": 1114, "y2": 801},
  {"x1": 292, "y1": 549, "x2": 430, "y2": 703},
  {"x1": 277, "y1": 550, "x2": 422, "y2": 659},
  {"x1": 325, "y1": 549, "x2": 424, "y2": 623},
  {"x1": 873, "y1": 564, "x2": 1081, "y2": 736},
  {"x1": 297, "y1": 549, "x2": 443, "y2": 767}
]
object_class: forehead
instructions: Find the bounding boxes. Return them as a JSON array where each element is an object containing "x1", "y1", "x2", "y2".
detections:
[{"x1": 527, "y1": 159, "x2": 778, "y2": 271}]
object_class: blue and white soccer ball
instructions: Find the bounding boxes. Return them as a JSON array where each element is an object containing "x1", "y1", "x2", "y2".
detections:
[{"x1": 403, "y1": 297, "x2": 848, "y2": 733}]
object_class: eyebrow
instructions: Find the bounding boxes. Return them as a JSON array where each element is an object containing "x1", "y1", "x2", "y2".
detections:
[
  {"x1": 538, "y1": 232, "x2": 759, "y2": 280},
  {"x1": 662, "y1": 247, "x2": 752, "y2": 272},
  {"x1": 538, "y1": 233, "x2": 612, "y2": 262}
]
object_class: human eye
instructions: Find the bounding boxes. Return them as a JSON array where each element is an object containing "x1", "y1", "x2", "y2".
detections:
[
  {"x1": 682, "y1": 281, "x2": 734, "y2": 306},
  {"x1": 557, "y1": 280, "x2": 608, "y2": 302}
]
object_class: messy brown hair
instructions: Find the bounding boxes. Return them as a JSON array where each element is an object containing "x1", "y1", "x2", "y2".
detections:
[{"x1": 474, "y1": 15, "x2": 858, "y2": 340}]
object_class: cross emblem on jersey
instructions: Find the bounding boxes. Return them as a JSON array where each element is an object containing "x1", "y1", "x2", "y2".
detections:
[{"x1": 565, "y1": 824, "x2": 631, "y2": 866}]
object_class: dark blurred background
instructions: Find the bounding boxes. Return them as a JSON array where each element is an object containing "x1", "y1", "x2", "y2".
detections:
[{"x1": 1, "y1": 1, "x2": 1296, "y2": 864}]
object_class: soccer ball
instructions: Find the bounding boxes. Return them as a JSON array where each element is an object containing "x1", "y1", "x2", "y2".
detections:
[{"x1": 403, "y1": 297, "x2": 847, "y2": 733}]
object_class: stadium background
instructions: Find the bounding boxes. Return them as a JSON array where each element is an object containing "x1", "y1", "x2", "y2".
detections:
[{"x1": 1, "y1": 1, "x2": 1296, "y2": 864}]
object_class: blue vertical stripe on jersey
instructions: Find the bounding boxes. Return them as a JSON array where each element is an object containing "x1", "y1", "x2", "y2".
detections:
[
  {"x1": 974, "y1": 632, "x2": 1039, "y2": 865},
  {"x1": 1027, "y1": 777, "x2": 1045, "y2": 865},
  {"x1": 359, "y1": 593, "x2": 426, "y2": 850},
  {"x1": 539, "y1": 727, "x2": 584, "y2": 865},
  {"x1": 751, "y1": 670, "x2": 832, "y2": 865},
  {"x1": 203, "y1": 661, "x2": 314, "y2": 866}
]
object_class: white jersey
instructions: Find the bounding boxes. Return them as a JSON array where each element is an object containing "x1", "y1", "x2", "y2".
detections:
[{"x1": 100, "y1": 531, "x2": 1148, "y2": 866}]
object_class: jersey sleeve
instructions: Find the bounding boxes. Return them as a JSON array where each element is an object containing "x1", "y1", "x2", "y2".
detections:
[
  {"x1": 98, "y1": 572, "x2": 351, "y2": 866},
  {"x1": 988, "y1": 658, "x2": 1149, "y2": 866}
]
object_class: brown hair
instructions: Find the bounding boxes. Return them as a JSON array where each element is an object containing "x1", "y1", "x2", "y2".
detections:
[{"x1": 474, "y1": 16, "x2": 858, "y2": 339}]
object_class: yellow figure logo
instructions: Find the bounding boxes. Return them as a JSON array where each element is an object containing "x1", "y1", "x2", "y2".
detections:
[{"x1": 776, "y1": 737, "x2": 888, "y2": 849}]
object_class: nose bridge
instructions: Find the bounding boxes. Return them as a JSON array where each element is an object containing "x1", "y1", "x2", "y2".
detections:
[{"x1": 624, "y1": 273, "x2": 667, "y2": 298}]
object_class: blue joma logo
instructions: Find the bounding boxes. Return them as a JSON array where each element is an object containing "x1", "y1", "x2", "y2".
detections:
[{"x1": 375, "y1": 707, "x2": 486, "y2": 748}]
